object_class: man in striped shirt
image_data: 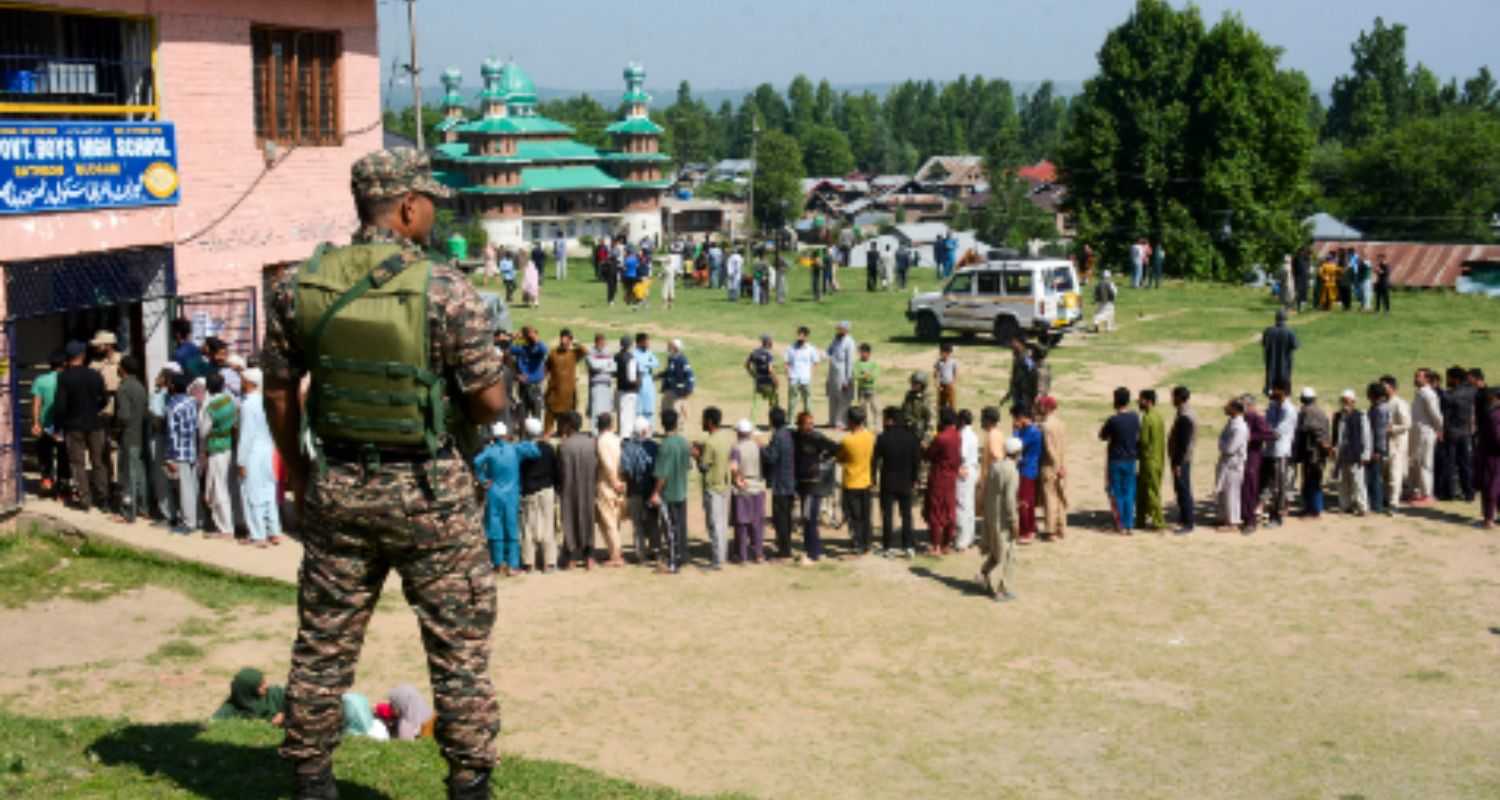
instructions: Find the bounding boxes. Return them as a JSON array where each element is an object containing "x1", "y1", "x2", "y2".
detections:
[{"x1": 164, "y1": 373, "x2": 200, "y2": 534}]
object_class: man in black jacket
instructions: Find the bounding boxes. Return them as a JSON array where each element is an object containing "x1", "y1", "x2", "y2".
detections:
[
  {"x1": 873, "y1": 406, "x2": 921, "y2": 557},
  {"x1": 52, "y1": 341, "x2": 108, "y2": 512}
]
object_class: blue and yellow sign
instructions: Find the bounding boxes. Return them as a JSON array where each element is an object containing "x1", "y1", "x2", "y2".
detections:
[{"x1": 0, "y1": 120, "x2": 180, "y2": 214}]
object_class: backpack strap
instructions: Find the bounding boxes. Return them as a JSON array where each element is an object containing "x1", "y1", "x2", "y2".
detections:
[{"x1": 305, "y1": 251, "x2": 417, "y2": 354}]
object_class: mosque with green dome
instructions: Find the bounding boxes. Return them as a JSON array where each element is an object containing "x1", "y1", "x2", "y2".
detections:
[{"x1": 432, "y1": 59, "x2": 671, "y2": 250}]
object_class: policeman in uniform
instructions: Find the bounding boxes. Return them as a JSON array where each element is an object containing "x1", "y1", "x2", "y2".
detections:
[{"x1": 261, "y1": 148, "x2": 507, "y2": 800}]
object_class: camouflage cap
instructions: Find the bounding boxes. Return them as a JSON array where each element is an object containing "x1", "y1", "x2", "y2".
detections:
[{"x1": 350, "y1": 147, "x2": 454, "y2": 201}]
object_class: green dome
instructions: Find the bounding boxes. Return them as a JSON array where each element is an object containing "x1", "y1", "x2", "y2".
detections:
[
  {"x1": 623, "y1": 62, "x2": 646, "y2": 83},
  {"x1": 499, "y1": 61, "x2": 536, "y2": 105},
  {"x1": 480, "y1": 58, "x2": 502, "y2": 81}
]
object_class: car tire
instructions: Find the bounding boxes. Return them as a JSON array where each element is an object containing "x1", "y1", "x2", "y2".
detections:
[
  {"x1": 915, "y1": 313, "x2": 941, "y2": 341},
  {"x1": 993, "y1": 315, "x2": 1022, "y2": 345}
]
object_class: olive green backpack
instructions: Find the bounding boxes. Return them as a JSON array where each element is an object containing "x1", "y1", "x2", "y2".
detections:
[{"x1": 295, "y1": 243, "x2": 447, "y2": 459}]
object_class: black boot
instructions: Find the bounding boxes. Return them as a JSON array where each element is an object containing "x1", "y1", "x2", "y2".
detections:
[
  {"x1": 447, "y1": 768, "x2": 492, "y2": 800},
  {"x1": 293, "y1": 766, "x2": 338, "y2": 800}
]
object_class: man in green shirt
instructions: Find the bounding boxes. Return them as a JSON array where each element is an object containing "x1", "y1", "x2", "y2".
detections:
[
  {"x1": 30, "y1": 351, "x2": 64, "y2": 498},
  {"x1": 696, "y1": 406, "x2": 735, "y2": 570},
  {"x1": 652, "y1": 409, "x2": 692, "y2": 573},
  {"x1": 854, "y1": 343, "x2": 880, "y2": 432}
]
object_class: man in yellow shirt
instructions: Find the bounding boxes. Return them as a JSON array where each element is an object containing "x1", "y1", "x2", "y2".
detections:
[{"x1": 837, "y1": 407, "x2": 876, "y2": 555}]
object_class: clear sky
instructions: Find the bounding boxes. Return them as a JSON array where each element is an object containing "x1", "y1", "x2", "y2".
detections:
[{"x1": 377, "y1": 0, "x2": 1498, "y2": 92}]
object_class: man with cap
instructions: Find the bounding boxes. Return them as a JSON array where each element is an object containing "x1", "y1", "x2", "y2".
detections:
[
  {"x1": 902, "y1": 372, "x2": 933, "y2": 441},
  {"x1": 474, "y1": 421, "x2": 540, "y2": 575},
  {"x1": 261, "y1": 147, "x2": 508, "y2": 800},
  {"x1": 236, "y1": 367, "x2": 282, "y2": 546},
  {"x1": 826, "y1": 322, "x2": 856, "y2": 430},
  {"x1": 619, "y1": 416, "x2": 660, "y2": 564},
  {"x1": 518, "y1": 417, "x2": 561, "y2": 572},
  {"x1": 1091, "y1": 270, "x2": 1117, "y2": 333},
  {"x1": 54, "y1": 340, "x2": 108, "y2": 512},
  {"x1": 89, "y1": 329, "x2": 123, "y2": 502},
  {"x1": 977, "y1": 434, "x2": 1022, "y2": 602},
  {"x1": 1261, "y1": 309, "x2": 1299, "y2": 397},
  {"x1": 1293, "y1": 387, "x2": 1331, "y2": 517},
  {"x1": 729, "y1": 418, "x2": 768, "y2": 562},
  {"x1": 1333, "y1": 388, "x2": 1372, "y2": 515}
]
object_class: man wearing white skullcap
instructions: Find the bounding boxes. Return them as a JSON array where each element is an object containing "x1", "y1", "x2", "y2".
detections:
[
  {"x1": 619, "y1": 416, "x2": 660, "y2": 563},
  {"x1": 236, "y1": 367, "x2": 282, "y2": 546},
  {"x1": 729, "y1": 418, "x2": 767, "y2": 562},
  {"x1": 1092, "y1": 270, "x2": 1117, "y2": 333},
  {"x1": 474, "y1": 416, "x2": 541, "y2": 574},
  {"x1": 518, "y1": 417, "x2": 560, "y2": 571},
  {"x1": 1334, "y1": 388, "x2": 1371, "y2": 515},
  {"x1": 977, "y1": 435, "x2": 1021, "y2": 601}
]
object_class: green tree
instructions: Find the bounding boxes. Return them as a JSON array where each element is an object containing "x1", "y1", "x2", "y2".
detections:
[
  {"x1": 1339, "y1": 109, "x2": 1500, "y2": 241},
  {"x1": 752, "y1": 129, "x2": 805, "y2": 229},
  {"x1": 1324, "y1": 17, "x2": 1412, "y2": 144},
  {"x1": 1060, "y1": 0, "x2": 1314, "y2": 279},
  {"x1": 978, "y1": 175, "x2": 1056, "y2": 249},
  {"x1": 800, "y1": 125, "x2": 856, "y2": 176},
  {"x1": 537, "y1": 95, "x2": 612, "y2": 148},
  {"x1": 1019, "y1": 81, "x2": 1068, "y2": 161},
  {"x1": 788, "y1": 75, "x2": 816, "y2": 137},
  {"x1": 663, "y1": 81, "x2": 713, "y2": 166}
]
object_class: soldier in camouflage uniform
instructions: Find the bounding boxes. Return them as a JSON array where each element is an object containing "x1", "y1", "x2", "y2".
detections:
[
  {"x1": 261, "y1": 148, "x2": 507, "y2": 800},
  {"x1": 902, "y1": 372, "x2": 934, "y2": 441}
]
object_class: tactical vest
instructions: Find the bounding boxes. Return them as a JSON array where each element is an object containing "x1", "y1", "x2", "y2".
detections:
[{"x1": 295, "y1": 242, "x2": 446, "y2": 457}]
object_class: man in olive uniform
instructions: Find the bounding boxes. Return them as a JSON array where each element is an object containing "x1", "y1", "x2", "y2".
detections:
[
  {"x1": 902, "y1": 372, "x2": 933, "y2": 441},
  {"x1": 261, "y1": 149, "x2": 507, "y2": 800}
]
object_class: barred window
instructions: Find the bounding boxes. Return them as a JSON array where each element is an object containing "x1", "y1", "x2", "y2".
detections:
[
  {"x1": 251, "y1": 26, "x2": 340, "y2": 146},
  {"x1": 0, "y1": 6, "x2": 156, "y2": 120}
]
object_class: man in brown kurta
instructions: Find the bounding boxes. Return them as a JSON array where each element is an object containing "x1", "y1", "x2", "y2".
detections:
[
  {"x1": 556, "y1": 411, "x2": 598, "y2": 568},
  {"x1": 543, "y1": 329, "x2": 588, "y2": 436}
]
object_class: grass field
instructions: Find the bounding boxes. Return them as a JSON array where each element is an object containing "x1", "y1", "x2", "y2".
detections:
[{"x1": 3, "y1": 263, "x2": 1498, "y2": 799}]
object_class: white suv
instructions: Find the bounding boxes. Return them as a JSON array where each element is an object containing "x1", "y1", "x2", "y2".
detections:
[{"x1": 906, "y1": 259, "x2": 1082, "y2": 345}]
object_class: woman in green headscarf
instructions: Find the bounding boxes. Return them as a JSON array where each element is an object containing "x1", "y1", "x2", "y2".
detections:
[{"x1": 211, "y1": 667, "x2": 286, "y2": 725}]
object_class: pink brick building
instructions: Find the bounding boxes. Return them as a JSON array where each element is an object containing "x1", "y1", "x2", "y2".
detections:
[{"x1": 0, "y1": 0, "x2": 381, "y2": 507}]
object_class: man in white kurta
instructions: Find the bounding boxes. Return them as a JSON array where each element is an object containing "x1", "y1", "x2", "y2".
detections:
[
  {"x1": 1216, "y1": 401, "x2": 1249, "y2": 528},
  {"x1": 955, "y1": 413, "x2": 980, "y2": 550},
  {"x1": 1409, "y1": 370, "x2": 1443, "y2": 503},
  {"x1": 235, "y1": 368, "x2": 281, "y2": 545},
  {"x1": 1382, "y1": 376, "x2": 1411, "y2": 509}
]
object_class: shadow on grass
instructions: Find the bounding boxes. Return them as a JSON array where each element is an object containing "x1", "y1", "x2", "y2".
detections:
[
  {"x1": 89, "y1": 722, "x2": 392, "y2": 799},
  {"x1": 908, "y1": 565, "x2": 990, "y2": 598}
]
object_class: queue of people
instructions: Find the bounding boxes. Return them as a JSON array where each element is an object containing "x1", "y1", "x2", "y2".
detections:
[{"x1": 30, "y1": 319, "x2": 284, "y2": 546}]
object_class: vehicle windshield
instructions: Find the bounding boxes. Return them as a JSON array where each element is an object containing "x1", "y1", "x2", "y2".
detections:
[{"x1": 945, "y1": 273, "x2": 972, "y2": 294}]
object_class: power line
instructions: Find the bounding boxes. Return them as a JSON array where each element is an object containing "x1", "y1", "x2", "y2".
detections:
[{"x1": 175, "y1": 117, "x2": 383, "y2": 246}]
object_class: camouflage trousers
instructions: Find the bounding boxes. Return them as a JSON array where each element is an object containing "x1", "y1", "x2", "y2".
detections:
[{"x1": 279, "y1": 456, "x2": 499, "y2": 778}]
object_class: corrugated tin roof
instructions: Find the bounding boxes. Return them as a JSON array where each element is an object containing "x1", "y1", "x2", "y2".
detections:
[{"x1": 1313, "y1": 241, "x2": 1500, "y2": 288}]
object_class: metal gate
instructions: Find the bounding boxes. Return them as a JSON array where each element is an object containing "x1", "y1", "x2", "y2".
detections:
[
  {"x1": 173, "y1": 287, "x2": 259, "y2": 358},
  {"x1": 0, "y1": 323, "x2": 17, "y2": 512}
]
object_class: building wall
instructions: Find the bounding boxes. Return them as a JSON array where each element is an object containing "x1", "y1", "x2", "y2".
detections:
[
  {"x1": 0, "y1": 0, "x2": 380, "y2": 311},
  {"x1": 159, "y1": 0, "x2": 381, "y2": 297}
]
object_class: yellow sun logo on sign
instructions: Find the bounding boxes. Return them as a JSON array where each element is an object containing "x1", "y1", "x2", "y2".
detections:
[{"x1": 142, "y1": 161, "x2": 179, "y2": 199}]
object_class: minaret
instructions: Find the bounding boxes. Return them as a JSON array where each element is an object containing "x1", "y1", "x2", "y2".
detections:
[
  {"x1": 479, "y1": 58, "x2": 507, "y2": 120},
  {"x1": 438, "y1": 67, "x2": 465, "y2": 143},
  {"x1": 607, "y1": 62, "x2": 666, "y2": 243}
]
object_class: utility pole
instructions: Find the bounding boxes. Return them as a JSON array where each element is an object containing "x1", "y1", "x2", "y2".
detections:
[
  {"x1": 747, "y1": 115, "x2": 759, "y2": 239},
  {"x1": 405, "y1": 0, "x2": 424, "y2": 151}
]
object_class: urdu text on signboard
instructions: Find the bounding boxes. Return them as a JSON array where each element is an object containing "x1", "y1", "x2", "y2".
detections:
[{"x1": 0, "y1": 120, "x2": 180, "y2": 215}]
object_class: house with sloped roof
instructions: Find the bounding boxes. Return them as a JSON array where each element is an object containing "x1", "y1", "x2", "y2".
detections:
[
  {"x1": 914, "y1": 155, "x2": 988, "y2": 197},
  {"x1": 432, "y1": 60, "x2": 671, "y2": 249}
]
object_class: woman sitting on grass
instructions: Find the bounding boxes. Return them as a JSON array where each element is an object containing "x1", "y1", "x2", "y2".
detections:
[
  {"x1": 211, "y1": 667, "x2": 284, "y2": 725},
  {"x1": 374, "y1": 684, "x2": 435, "y2": 740},
  {"x1": 341, "y1": 692, "x2": 390, "y2": 740}
]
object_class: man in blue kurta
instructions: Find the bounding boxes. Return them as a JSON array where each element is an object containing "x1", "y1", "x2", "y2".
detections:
[
  {"x1": 473, "y1": 421, "x2": 540, "y2": 574},
  {"x1": 632, "y1": 332, "x2": 661, "y2": 425}
]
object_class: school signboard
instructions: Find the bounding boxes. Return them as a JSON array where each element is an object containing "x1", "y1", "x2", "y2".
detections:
[{"x1": 0, "y1": 120, "x2": 180, "y2": 214}]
